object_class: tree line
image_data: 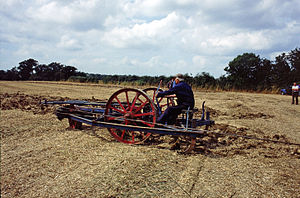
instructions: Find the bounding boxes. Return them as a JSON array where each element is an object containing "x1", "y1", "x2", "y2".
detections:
[
  {"x1": 0, "y1": 59, "x2": 85, "y2": 81},
  {"x1": 1, "y1": 48, "x2": 299, "y2": 92}
]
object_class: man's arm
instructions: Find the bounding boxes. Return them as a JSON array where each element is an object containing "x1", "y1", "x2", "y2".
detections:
[{"x1": 156, "y1": 86, "x2": 177, "y2": 98}]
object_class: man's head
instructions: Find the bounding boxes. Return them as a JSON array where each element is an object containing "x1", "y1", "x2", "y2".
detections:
[
  {"x1": 175, "y1": 73, "x2": 184, "y2": 84},
  {"x1": 294, "y1": 82, "x2": 297, "y2": 86}
]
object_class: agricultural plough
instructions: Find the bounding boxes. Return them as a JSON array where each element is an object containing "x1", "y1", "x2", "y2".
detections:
[{"x1": 42, "y1": 87, "x2": 300, "y2": 153}]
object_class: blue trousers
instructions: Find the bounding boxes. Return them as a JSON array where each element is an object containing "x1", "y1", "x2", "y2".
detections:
[{"x1": 157, "y1": 104, "x2": 189, "y2": 125}]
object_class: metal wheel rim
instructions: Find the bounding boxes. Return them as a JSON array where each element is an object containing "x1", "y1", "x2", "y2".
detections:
[{"x1": 105, "y1": 88, "x2": 157, "y2": 144}]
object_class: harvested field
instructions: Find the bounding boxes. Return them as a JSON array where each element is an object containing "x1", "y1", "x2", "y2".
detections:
[{"x1": 1, "y1": 81, "x2": 300, "y2": 198}]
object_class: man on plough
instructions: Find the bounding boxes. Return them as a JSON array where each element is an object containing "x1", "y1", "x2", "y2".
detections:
[{"x1": 156, "y1": 73, "x2": 195, "y2": 125}]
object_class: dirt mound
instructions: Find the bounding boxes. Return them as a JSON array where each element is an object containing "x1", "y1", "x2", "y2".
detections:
[
  {"x1": 232, "y1": 112, "x2": 274, "y2": 119},
  {"x1": 0, "y1": 93, "x2": 68, "y2": 114},
  {"x1": 196, "y1": 106, "x2": 223, "y2": 118},
  {"x1": 203, "y1": 107, "x2": 274, "y2": 120},
  {"x1": 191, "y1": 123, "x2": 300, "y2": 158}
]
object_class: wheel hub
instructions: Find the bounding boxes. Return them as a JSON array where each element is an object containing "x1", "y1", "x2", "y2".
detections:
[{"x1": 124, "y1": 112, "x2": 135, "y2": 119}]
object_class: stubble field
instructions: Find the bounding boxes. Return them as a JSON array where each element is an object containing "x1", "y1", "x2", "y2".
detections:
[{"x1": 1, "y1": 81, "x2": 300, "y2": 198}]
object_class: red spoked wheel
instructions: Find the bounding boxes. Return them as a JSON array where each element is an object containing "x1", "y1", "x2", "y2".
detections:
[
  {"x1": 104, "y1": 88, "x2": 157, "y2": 144},
  {"x1": 68, "y1": 118, "x2": 82, "y2": 129},
  {"x1": 67, "y1": 105, "x2": 83, "y2": 129},
  {"x1": 143, "y1": 88, "x2": 175, "y2": 113}
]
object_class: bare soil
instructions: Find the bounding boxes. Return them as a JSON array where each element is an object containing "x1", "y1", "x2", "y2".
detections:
[{"x1": 1, "y1": 81, "x2": 300, "y2": 198}]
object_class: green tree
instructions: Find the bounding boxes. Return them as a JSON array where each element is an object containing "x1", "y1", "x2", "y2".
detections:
[
  {"x1": 271, "y1": 53, "x2": 291, "y2": 87},
  {"x1": 216, "y1": 75, "x2": 230, "y2": 90},
  {"x1": 255, "y1": 58, "x2": 272, "y2": 90},
  {"x1": 61, "y1": 66, "x2": 77, "y2": 80},
  {"x1": 194, "y1": 72, "x2": 216, "y2": 88},
  {"x1": 47, "y1": 62, "x2": 64, "y2": 81},
  {"x1": 0, "y1": 70, "x2": 5, "y2": 80},
  {"x1": 0, "y1": 67, "x2": 20, "y2": 80},
  {"x1": 18, "y1": 58, "x2": 38, "y2": 80},
  {"x1": 287, "y1": 48, "x2": 300, "y2": 82},
  {"x1": 33, "y1": 64, "x2": 50, "y2": 80},
  {"x1": 225, "y1": 53, "x2": 261, "y2": 90}
]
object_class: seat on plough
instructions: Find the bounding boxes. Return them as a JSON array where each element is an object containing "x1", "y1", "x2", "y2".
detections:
[{"x1": 180, "y1": 108, "x2": 198, "y2": 120}]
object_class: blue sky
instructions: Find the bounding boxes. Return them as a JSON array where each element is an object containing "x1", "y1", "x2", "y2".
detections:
[{"x1": 1, "y1": 0, "x2": 299, "y2": 77}]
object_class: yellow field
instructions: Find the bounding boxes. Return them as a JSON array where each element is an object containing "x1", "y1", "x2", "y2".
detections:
[{"x1": 1, "y1": 81, "x2": 300, "y2": 197}]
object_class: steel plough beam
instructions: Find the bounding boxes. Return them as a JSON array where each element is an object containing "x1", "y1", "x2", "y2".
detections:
[{"x1": 69, "y1": 114, "x2": 202, "y2": 138}]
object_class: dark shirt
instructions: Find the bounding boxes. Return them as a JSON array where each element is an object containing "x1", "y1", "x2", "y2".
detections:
[{"x1": 157, "y1": 81, "x2": 195, "y2": 108}]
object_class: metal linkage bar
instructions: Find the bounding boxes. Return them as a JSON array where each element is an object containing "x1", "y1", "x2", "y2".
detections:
[
  {"x1": 42, "y1": 100, "x2": 106, "y2": 106},
  {"x1": 69, "y1": 114, "x2": 202, "y2": 138},
  {"x1": 42, "y1": 100, "x2": 132, "y2": 107}
]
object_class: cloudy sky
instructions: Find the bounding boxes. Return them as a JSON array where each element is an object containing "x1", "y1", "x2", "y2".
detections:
[{"x1": 1, "y1": 0, "x2": 299, "y2": 77}]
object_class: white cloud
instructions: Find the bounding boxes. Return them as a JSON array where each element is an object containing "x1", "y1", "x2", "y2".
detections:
[
  {"x1": 66, "y1": 58, "x2": 80, "y2": 66},
  {"x1": 57, "y1": 35, "x2": 82, "y2": 50},
  {"x1": 192, "y1": 56, "x2": 206, "y2": 68},
  {"x1": 102, "y1": 12, "x2": 184, "y2": 48},
  {"x1": 26, "y1": 0, "x2": 118, "y2": 31},
  {"x1": 27, "y1": 1, "x2": 72, "y2": 24},
  {"x1": 123, "y1": 0, "x2": 167, "y2": 18},
  {"x1": 208, "y1": 31, "x2": 271, "y2": 51},
  {"x1": 93, "y1": 58, "x2": 107, "y2": 64}
]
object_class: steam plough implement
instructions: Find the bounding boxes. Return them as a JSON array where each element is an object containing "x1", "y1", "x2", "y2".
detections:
[{"x1": 43, "y1": 88, "x2": 215, "y2": 153}]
